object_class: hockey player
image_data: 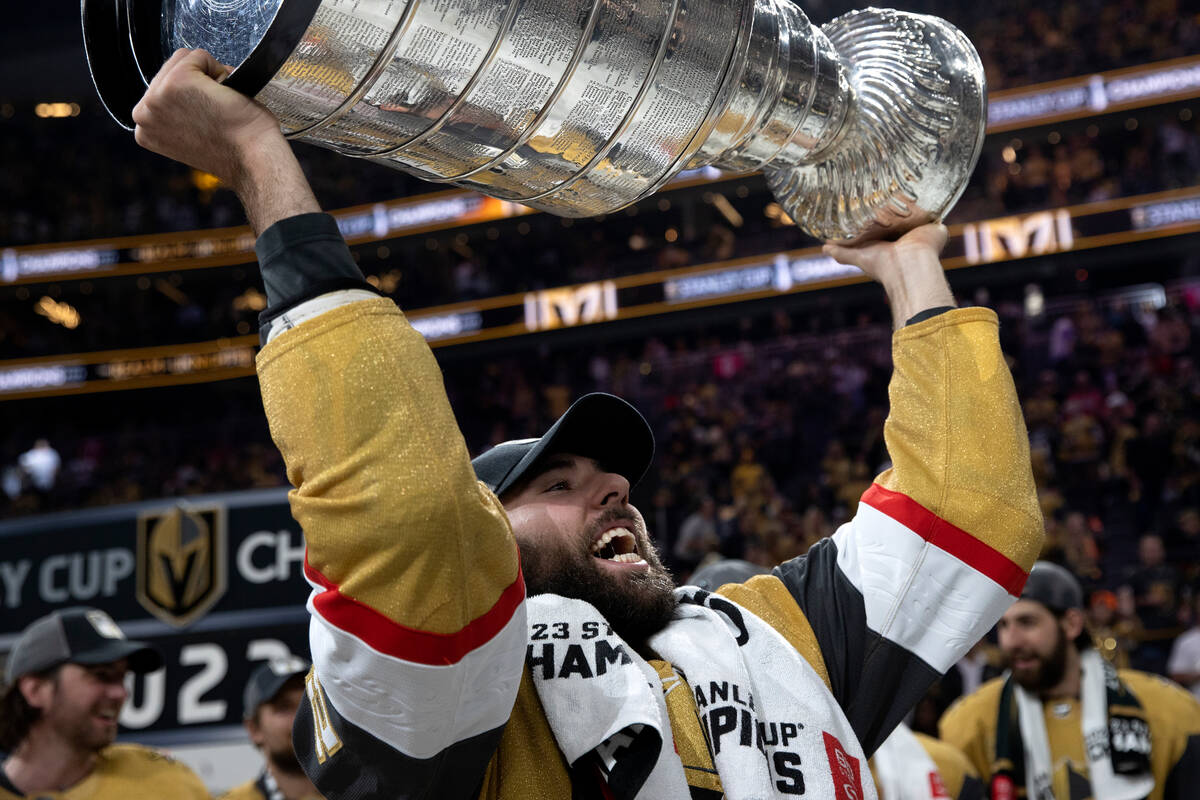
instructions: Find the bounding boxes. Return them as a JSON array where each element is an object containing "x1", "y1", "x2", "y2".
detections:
[
  {"x1": 940, "y1": 562, "x2": 1200, "y2": 800},
  {"x1": 132, "y1": 48, "x2": 1045, "y2": 799},
  {"x1": 221, "y1": 657, "x2": 323, "y2": 800},
  {"x1": 0, "y1": 608, "x2": 209, "y2": 799}
]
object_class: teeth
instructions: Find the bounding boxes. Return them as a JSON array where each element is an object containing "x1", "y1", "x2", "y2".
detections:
[
  {"x1": 610, "y1": 553, "x2": 644, "y2": 563},
  {"x1": 591, "y1": 527, "x2": 634, "y2": 554}
]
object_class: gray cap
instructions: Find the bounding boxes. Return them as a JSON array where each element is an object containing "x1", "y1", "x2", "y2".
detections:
[
  {"x1": 471, "y1": 393, "x2": 654, "y2": 497},
  {"x1": 1021, "y1": 561, "x2": 1084, "y2": 613},
  {"x1": 243, "y1": 656, "x2": 310, "y2": 719},
  {"x1": 5, "y1": 607, "x2": 161, "y2": 684},
  {"x1": 690, "y1": 559, "x2": 770, "y2": 591}
]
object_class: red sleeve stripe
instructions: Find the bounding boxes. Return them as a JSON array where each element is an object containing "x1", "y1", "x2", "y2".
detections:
[
  {"x1": 303, "y1": 554, "x2": 526, "y2": 666},
  {"x1": 860, "y1": 483, "x2": 1028, "y2": 596}
]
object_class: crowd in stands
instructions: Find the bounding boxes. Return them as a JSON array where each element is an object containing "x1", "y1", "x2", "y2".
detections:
[
  {"x1": 2, "y1": 0, "x2": 1200, "y2": 735},
  {"x1": 2, "y1": 0, "x2": 1198, "y2": 248},
  {"x1": 5, "y1": 273, "x2": 1200, "y2": 696},
  {"x1": 2, "y1": 106, "x2": 1198, "y2": 364},
  {"x1": 840, "y1": 0, "x2": 1200, "y2": 91}
]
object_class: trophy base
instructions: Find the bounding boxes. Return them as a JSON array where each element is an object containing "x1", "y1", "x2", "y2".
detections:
[{"x1": 764, "y1": 8, "x2": 987, "y2": 242}]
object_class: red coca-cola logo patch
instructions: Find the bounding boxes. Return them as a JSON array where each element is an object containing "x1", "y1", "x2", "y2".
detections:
[
  {"x1": 929, "y1": 770, "x2": 951, "y2": 799},
  {"x1": 822, "y1": 731, "x2": 863, "y2": 800}
]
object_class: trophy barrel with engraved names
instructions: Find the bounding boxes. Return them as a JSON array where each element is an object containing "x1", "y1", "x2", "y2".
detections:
[{"x1": 83, "y1": 0, "x2": 986, "y2": 240}]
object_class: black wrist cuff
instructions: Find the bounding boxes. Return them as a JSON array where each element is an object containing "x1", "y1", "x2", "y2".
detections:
[
  {"x1": 255, "y1": 212, "x2": 367, "y2": 309},
  {"x1": 905, "y1": 306, "x2": 957, "y2": 327}
]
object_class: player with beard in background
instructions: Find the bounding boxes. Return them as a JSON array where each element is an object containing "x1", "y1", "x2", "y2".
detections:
[
  {"x1": 132, "y1": 48, "x2": 1046, "y2": 800},
  {"x1": 221, "y1": 657, "x2": 324, "y2": 800},
  {"x1": 940, "y1": 561, "x2": 1200, "y2": 800},
  {"x1": 0, "y1": 608, "x2": 209, "y2": 799}
]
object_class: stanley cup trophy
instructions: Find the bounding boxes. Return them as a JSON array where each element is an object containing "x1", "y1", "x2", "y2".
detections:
[{"x1": 83, "y1": 0, "x2": 986, "y2": 240}]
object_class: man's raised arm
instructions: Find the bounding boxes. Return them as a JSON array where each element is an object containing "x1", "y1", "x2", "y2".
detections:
[
  {"x1": 731, "y1": 226, "x2": 1045, "y2": 754},
  {"x1": 135, "y1": 50, "x2": 527, "y2": 798}
]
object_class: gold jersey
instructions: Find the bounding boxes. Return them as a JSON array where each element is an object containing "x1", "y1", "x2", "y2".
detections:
[
  {"x1": 0, "y1": 744, "x2": 209, "y2": 800},
  {"x1": 940, "y1": 670, "x2": 1200, "y2": 800}
]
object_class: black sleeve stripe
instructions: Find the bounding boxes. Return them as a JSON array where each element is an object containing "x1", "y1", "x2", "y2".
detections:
[
  {"x1": 1164, "y1": 733, "x2": 1200, "y2": 800},
  {"x1": 292, "y1": 685, "x2": 505, "y2": 800},
  {"x1": 772, "y1": 538, "x2": 941, "y2": 755},
  {"x1": 773, "y1": 540, "x2": 864, "y2": 705}
]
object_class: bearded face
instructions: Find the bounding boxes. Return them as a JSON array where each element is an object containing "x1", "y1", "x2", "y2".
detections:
[
  {"x1": 503, "y1": 455, "x2": 678, "y2": 647},
  {"x1": 1005, "y1": 620, "x2": 1070, "y2": 692},
  {"x1": 27, "y1": 661, "x2": 129, "y2": 754},
  {"x1": 998, "y1": 599, "x2": 1075, "y2": 694},
  {"x1": 248, "y1": 682, "x2": 307, "y2": 775}
]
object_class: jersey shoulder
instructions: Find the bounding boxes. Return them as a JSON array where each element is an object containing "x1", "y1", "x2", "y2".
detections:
[
  {"x1": 1119, "y1": 668, "x2": 1200, "y2": 736},
  {"x1": 97, "y1": 744, "x2": 210, "y2": 796},
  {"x1": 940, "y1": 677, "x2": 1005, "y2": 739}
]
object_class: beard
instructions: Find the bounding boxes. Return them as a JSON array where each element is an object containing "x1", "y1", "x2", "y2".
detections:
[
  {"x1": 267, "y1": 740, "x2": 305, "y2": 775},
  {"x1": 1007, "y1": 624, "x2": 1069, "y2": 693},
  {"x1": 519, "y1": 507, "x2": 678, "y2": 648},
  {"x1": 52, "y1": 706, "x2": 117, "y2": 753}
]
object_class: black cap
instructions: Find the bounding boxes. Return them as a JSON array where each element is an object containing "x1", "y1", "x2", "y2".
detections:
[
  {"x1": 690, "y1": 559, "x2": 769, "y2": 592},
  {"x1": 4, "y1": 607, "x2": 161, "y2": 683},
  {"x1": 471, "y1": 393, "x2": 655, "y2": 498},
  {"x1": 243, "y1": 656, "x2": 310, "y2": 719},
  {"x1": 1021, "y1": 561, "x2": 1084, "y2": 613}
]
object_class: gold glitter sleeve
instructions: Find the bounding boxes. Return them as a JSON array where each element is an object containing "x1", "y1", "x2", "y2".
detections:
[
  {"x1": 877, "y1": 307, "x2": 1043, "y2": 571},
  {"x1": 256, "y1": 297, "x2": 521, "y2": 636}
]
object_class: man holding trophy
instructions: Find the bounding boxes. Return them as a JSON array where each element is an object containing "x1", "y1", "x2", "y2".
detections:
[{"x1": 118, "y1": 0, "x2": 1042, "y2": 794}]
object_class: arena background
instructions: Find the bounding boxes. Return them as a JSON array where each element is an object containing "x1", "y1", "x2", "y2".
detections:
[{"x1": 2, "y1": 0, "x2": 1199, "y2": 792}]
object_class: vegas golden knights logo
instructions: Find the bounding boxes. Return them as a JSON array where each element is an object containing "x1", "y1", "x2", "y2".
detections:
[{"x1": 136, "y1": 503, "x2": 227, "y2": 627}]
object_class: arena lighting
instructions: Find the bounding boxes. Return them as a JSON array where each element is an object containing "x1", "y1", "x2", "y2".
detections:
[
  {"x1": 33, "y1": 296, "x2": 81, "y2": 329},
  {"x1": 7, "y1": 185, "x2": 1200, "y2": 400},
  {"x1": 706, "y1": 192, "x2": 744, "y2": 227},
  {"x1": 33, "y1": 102, "x2": 80, "y2": 118}
]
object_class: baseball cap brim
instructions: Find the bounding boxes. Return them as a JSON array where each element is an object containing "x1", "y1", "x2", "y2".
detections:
[
  {"x1": 472, "y1": 393, "x2": 654, "y2": 498},
  {"x1": 72, "y1": 639, "x2": 162, "y2": 674}
]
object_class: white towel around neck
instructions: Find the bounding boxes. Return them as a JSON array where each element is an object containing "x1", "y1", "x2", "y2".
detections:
[{"x1": 526, "y1": 588, "x2": 877, "y2": 800}]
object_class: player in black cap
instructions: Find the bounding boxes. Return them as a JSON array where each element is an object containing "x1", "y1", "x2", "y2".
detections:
[
  {"x1": 134, "y1": 55, "x2": 1048, "y2": 799},
  {"x1": 941, "y1": 562, "x2": 1200, "y2": 799},
  {"x1": 221, "y1": 656, "x2": 323, "y2": 800},
  {"x1": 0, "y1": 607, "x2": 208, "y2": 799}
]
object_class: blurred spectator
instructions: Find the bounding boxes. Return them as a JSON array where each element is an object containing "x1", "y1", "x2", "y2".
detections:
[
  {"x1": 1087, "y1": 589, "x2": 1140, "y2": 668},
  {"x1": 228, "y1": 656, "x2": 323, "y2": 800},
  {"x1": 1122, "y1": 533, "x2": 1184, "y2": 673},
  {"x1": 1167, "y1": 592, "x2": 1200, "y2": 699},
  {"x1": 673, "y1": 497, "x2": 721, "y2": 574},
  {"x1": 18, "y1": 439, "x2": 60, "y2": 495}
]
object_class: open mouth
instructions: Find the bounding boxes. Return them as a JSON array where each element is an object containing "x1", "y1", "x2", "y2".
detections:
[{"x1": 591, "y1": 526, "x2": 642, "y2": 563}]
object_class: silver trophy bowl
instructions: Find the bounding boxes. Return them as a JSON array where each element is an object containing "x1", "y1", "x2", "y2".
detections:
[{"x1": 83, "y1": 0, "x2": 986, "y2": 241}]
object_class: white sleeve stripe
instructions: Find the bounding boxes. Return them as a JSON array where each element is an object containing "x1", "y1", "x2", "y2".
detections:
[
  {"x1": 265, "y1": 290, "x2": 381, "y2": 343},
  {"x1": 832, "y1": 503, "x2": 1015, "y2": 673},
  {"x1": 306, "y1": 592, "x2": 527, "y2": 759}
]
